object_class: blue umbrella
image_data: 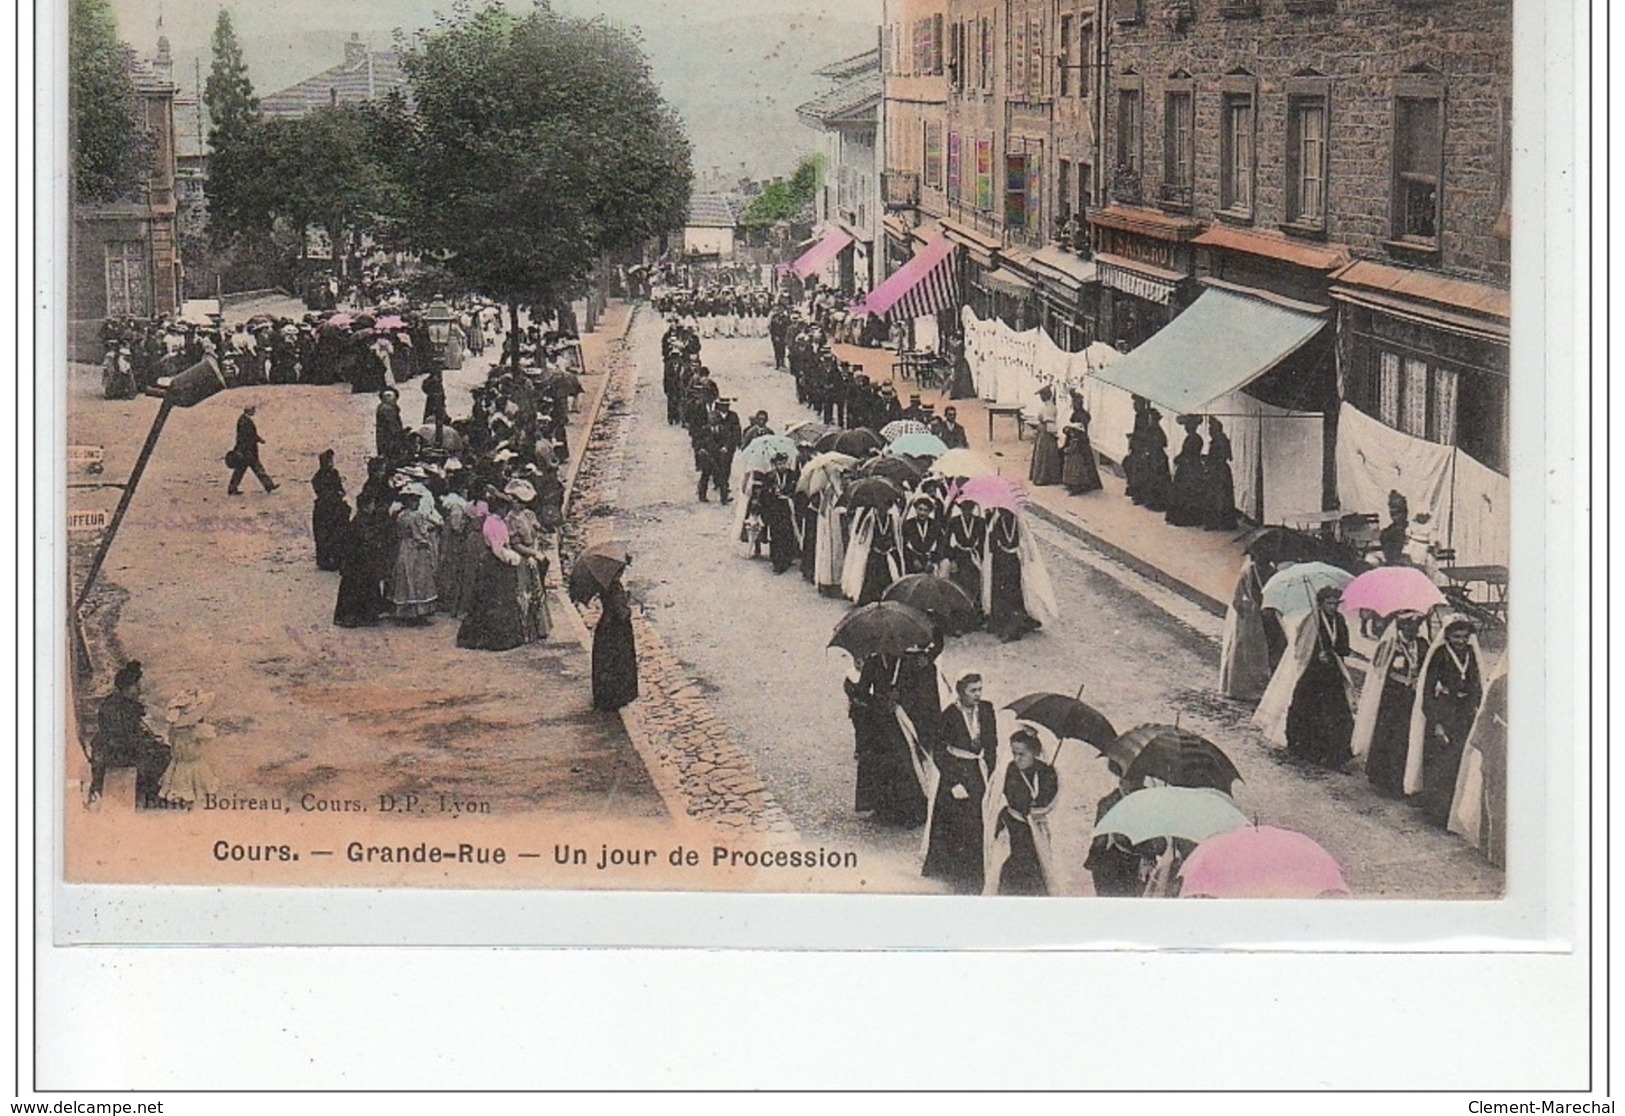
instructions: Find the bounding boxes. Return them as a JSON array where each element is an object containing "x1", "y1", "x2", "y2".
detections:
[
  {"x1": 885, "y1": 432, "x2": 950, "y2": 460},
  {"x1": 1260, "y1": 562, "x2": 1355, "y2": 617}
]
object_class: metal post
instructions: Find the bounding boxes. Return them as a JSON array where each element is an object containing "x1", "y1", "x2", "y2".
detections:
[{"x1": 72, "y1": 399, "x2": 173, "y2": 614}]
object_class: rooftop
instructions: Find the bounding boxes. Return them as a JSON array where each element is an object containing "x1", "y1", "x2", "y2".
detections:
[
  {"x1": 686, "y1": 193, "x2": 739, "y2": 229},
  {"x1": 261, "y1": 34, "x2": 407, "y2": 118},
  {"x1": 796, "y1": 71, "x2": 882, "y2": 130},
  {"x1": 813, "y1": 46, "x2": 881, "y2": 81}
]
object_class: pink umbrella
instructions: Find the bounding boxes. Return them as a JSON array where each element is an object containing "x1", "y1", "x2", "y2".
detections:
[
  {"x1": 1339, "y1": 565, "x2": 1446, "y2": 619},
  {"x1": 955, "y1": 475, "x2": 1029, "y2": 513},
  {"x1": 374, "y1": 315, "x2": 407, "y2": 331},
  {"x1": 324, "y1": 313, "x2": 354, "y2": 329},
  {"x1": 1178, "y1": 825, "x2": 1350, "y2": 899}
]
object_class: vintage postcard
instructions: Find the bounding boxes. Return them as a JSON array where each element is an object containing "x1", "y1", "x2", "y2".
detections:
[{"x1": 54, "y1": 0, "x2": 1548, "y2": 928}]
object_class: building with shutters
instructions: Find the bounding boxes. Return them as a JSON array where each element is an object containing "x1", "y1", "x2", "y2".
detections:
[
  {"x1": 798, "y1": 48, "x2": 883, "y2": 294},
  {"x1": 70, "y1": 36, "x2": 183, "y2": 359}
]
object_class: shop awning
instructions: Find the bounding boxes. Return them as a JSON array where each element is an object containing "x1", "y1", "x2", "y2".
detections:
[
  {"x1": 979, "y1": 267, "x2": 1034, "y2": 298},
  {"x1": 854, "y1": 235, "x2": 958, "y2": 320},
  {"x1": 1091, "y1": 287, "x2": 1329, "y2": 414},
  {"x1": 790, "y1": 228, "x2": 855, "y2": 279}
]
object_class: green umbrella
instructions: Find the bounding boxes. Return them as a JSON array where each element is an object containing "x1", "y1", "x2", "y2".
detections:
[
  {"x1": 1091, "y1": 786, "x2": 1249, "y2": 846},
  {"x1": 1260, "y1": 562, "x2": 1354, "y2": 616}
]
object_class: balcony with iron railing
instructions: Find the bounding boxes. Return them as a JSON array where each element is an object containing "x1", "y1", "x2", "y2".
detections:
[
  {"x1": 1110, "y1": 165, "x2": 1143, "y2": 206},
  {"x1": 1157, "y1": 180, "x2": 1194, "y2": 213}
]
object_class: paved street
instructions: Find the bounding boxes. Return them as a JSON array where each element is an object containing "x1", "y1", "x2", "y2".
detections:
[{"x1": 611, "y1": 308, "x2": 1503, "y2": 898}]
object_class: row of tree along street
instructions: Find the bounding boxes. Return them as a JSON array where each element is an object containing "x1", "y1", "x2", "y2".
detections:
[{"x1": 70, "y1": 0, "x2": 696, "y2": 325}]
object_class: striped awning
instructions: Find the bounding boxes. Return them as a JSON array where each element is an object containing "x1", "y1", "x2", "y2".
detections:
[
  {"x1": 854, "y1": 236, "x2": 958, "y2": 320},
  {"x1": 789, "y1": 228, "x2": 855, "y2": 279}
]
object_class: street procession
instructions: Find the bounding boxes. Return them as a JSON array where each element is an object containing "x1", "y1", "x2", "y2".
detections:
[{"x1": 61, "y1": 0, "x2": 1514, "y2": 906}]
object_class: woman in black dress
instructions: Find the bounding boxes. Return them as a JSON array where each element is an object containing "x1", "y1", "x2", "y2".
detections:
[
  {"x1": 1358, "y1": 613, "x2": 1428, "y2": 797},
  {"x1": 1137, "y1": 408, "x2": 1172, "y2": 512},
  {"x1": 1285, "y1": 587, "x2": 1355, "y2": 768},
  {"x1": 1203, "y1": 417, "x2": 1239, "y2": 530},
  {"x1": 332, "y1": 495, "x2": 393, "y2": 628},
  {"x1": 996, "y1": 729, "x2": 1060, "y2": 896},
  {"x1": 310, "y1": 449, "x2": 350, "y2": 572},
  {"x1": 1060, "y1": 394, "x2": 1103, "y2": 495},
  {"x1": 1165, "y1": 415, "x2": 1207, "y2": 526},
  {"x1": 456, "y1": 493, "x2": 528, "y2": 652},
  {"x1": 845, "y1": 654, "x2": 929, "y2": 826},
  {"x1": 986, "y1": 509, "x2": 1038, "y2": 642},
  {"x1": 569, "y1": 556, "x2": 640, "y2": 712}
]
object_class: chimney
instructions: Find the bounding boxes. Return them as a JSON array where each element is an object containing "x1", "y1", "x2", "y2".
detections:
[{"x1": 344, "y1": 32, "x2": 368, "y2": 70}]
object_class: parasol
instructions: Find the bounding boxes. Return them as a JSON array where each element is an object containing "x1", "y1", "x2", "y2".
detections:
[
  {"x1": 829, "y1": 428, "x2": 885, "y2": 458},
  {"x1": 880, "y1": 419, "x2": 932, "y2": 442},
  {"x1": 828, "y1": 601, "x2": 937, "y2": 661},
  {"x1": 1260, "y1": 562, "x2": 1355, "y2": 616},
  {"x1": 571, "y1": 541, "x2": 631, "y2": 595},
  {"x1": 881, "y1": 574, "x2": 980, "y2": 631},
  {"x1": 1177, "y1": 826, "x2": 1350, "y2": 899},
  {"x1": 1106, "y1": 724, "x2": 1243, "y2": 795},
  {"x1": 1339, "y1": 566, "x2": 1447, "y2": 619},
  {"x1": 796, "y1": 451, "x2": 858, "y2": 496},
  {"x1": 853, "y1": 455, "x2": 925, "y2": 486},
  {"x1": 838, "y1": 476, "x2": 906, "y2": 510},
  {"x1": 930, "y1": 448, "x2": 998, "y2": 479},
  {"x1": 374, "y1": 315, "x2": 407, "y2": 331},
  {"x1": 885, "y1": 432, "x2": 950, "y2": 460},
  {"x1": 1004, "y1": 692, "x2": 1118, "y2": 751},
  {"x1": 956, "y1": 475, "x2": 1029, "y2": 513},
  {"x1": 786, "y1": 421, "x2": 839, "y2": 447},
  {"x1": 738, "y1": 434, "x2": 802, "y2": 474},
  {"x1": 1092, "y1": 786, "x2": 1249, "y2": 846}
]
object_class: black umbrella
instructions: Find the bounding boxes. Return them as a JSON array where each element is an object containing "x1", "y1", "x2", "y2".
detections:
[
  {"x1": 832, "y1": 428, "x2": 885, "y2": 458},
  {"x1": 786, "y1": 421, "x2": 839, "y2": 447},
  {"x1": 829, "y1": 601, "x2": 936, "y2": 661},
  {"x1": 839, "y1": 476, "x2": 906, "y2": 510},
  {"x1": 881, "y1": 574, "x2": 979, "y2": 632},
  {"x1": 1236, "y1": 525, "x2": 1333, "y2": 566},
  {"x1": 568, "y1": 541, "x2": 631, "y2": 602},
  {"x1": 1106, "y1": 724, "x2": 1243, "y2": 795},
  {"x1": 853, "y1": 455, "x2": 924, "y2": 486},
  {"x1": 1005, "y1": 692, "x2": 1118, "y2": 751}
]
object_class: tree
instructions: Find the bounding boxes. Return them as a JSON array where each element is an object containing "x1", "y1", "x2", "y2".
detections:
[
  {"x1": 398, "y1": 1, "x2": 692, "y2": 364},
  {"x1": 739, "y1": 156, "x2": 822, "y2": 228},
  {"x1": 203, "y1": 8, "x2": 265, "y2": 242},
  {"x1": 69, "y1": 0, "x2": 148, "y2": 204}
]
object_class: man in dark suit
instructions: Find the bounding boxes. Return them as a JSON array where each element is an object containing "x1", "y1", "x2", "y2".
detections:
[
  {"x1": 227, "y1": 403, "x2": 278, "y2": 495},
  {"x1": 922, "y1": 671, "x2": 999, "y2": 893},
  {"x1": 932, "y1": 406, "x2": 971, "y2": 450}
]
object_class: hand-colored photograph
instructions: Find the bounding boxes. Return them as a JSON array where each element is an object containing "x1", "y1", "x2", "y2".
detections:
[{"x1": 63, "y1": 0, "x2": 1512, "y2": 901}]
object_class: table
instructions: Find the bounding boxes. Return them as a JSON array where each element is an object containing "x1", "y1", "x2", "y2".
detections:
[
  {"x1": 986, "y1": 404, "x2": 1025, "y2": 442},
  {"x1": 892, "y1": 353, "x2": 936, "y2": 383},
  {"x1": 1440, "y1": 565, "x2": 1509, "y2": 625},
  {"x1": 1277, "y1": 510, "x2": 1344, "y2": 532}
]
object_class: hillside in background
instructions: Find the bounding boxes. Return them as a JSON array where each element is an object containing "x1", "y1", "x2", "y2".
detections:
[{"x1": 155, "y1": 3, "x2": 877, "y2": 184}]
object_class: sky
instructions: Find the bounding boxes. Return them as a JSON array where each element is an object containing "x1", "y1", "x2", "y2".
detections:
[{"x1": 107, "y1": 0, "x2": 882, "y2": 180}]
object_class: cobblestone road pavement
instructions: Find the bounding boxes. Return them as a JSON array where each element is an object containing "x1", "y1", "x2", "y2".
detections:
[{"x1": 603, "y1": 310, "x2": 1504, "y2": 899}]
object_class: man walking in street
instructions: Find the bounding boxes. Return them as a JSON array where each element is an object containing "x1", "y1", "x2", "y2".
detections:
[{"x1": 227, "y1": 403, "x2": 278, "y2": 495}]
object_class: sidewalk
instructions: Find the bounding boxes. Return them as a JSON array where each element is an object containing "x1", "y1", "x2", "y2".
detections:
[{"x1": 832, "y1": 341, "x2": 1242, "y2": 615}]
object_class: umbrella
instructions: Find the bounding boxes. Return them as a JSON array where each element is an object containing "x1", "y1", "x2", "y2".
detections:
[
  {"x1": 1339, "y1": 566, "x2": 1447, "y2": 619},
  {"x1": 1177, "y1": 826, "x2": 1350, "y2": 899},
  {"x1": 881, "y1": 419, "x2": 932, "y2": 442},
  {"x1": 881, "y1": 575, "x2": 980, "y2": 631},
  {"x1": 1106, "y1": 724, "x2": 1243, "y2": 795},
  {"x1": 539, "y1": 368, "x2": 585, "y2": 396},
  {"x1": 1260, "y1": 562, "x2": 1355, "y2": 616},
  {"x1": 839, "y1": 476, "x2": 906, "y2": 509},
  {"x1": 930, "y1": 448, "x2": 998, "y2": 479},
  {"x1": 853, "y1": 455, "x2": 925, "y2": 486},
  {"x1": 1092, "y1": 786, "x2": 1249, "y2": 846},
  {"x1": 956, "y1": 475, "x2": 1029, "y2": 513},
  {"x1": 374, "y1": 315, "x2": 407, "y2": 331},
  {"x1": 1236, "y1": 525, "x2": 1330, "y2": 566},
  {"x1": 323, "y1": 313, "x2": 354, "y2": 330},
  {"x1": 796, "y1": 451, "x2": 858, "y2": 496},
  {"x1": 415, "y1": 423, "x2": 466, "y2": 454},
  {"x1": 1004, "y1": 692, "x2": 1118, "y2": 751},
  {"x1": 885, "y1": 432, "x2": 950, "y2": 460},
  {"x1": 828, "y1": 601, "x2": 937, "y2": 661},
  {"x1": 786, "y1": 421, "x2": 838, "y2": 447},
  {"x1": 738, "y1": 434, "x2": 802, "y2": 474},
  {"x1": 573, "y1": 541, "x2": 630, "y2": 592},
  {"x1": 830, "y1": 428, "x2": 885, "y2": 458}
]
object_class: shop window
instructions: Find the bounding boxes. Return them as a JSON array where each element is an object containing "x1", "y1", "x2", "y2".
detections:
[
  {"x1": 1392, "y1": 95, "x2": 1444, "y2": 247},
  {"x1": 1286, "y1": 94, "x2": 1328, "y2": 230},
  {"x1": 1432, "y1": 365, "x2": 1458, "y2": 447},
  {"x1": 1400, "y1": 356, "x2": 1429, "y2": 438},
  {"x1": 1220, "y1": 92, "x2": 1255, "y2": 217},
  {"x1": 1378, "y1": 351, "x2": 1402, "y2": 428}
]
